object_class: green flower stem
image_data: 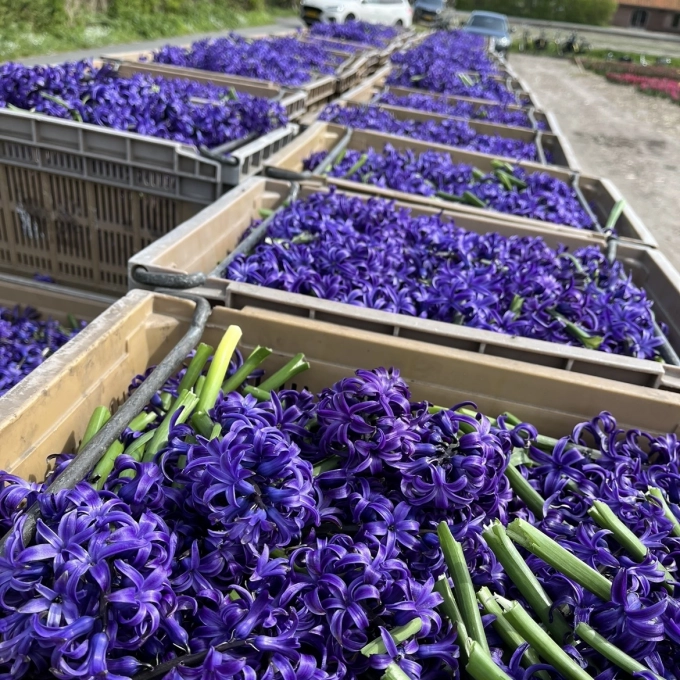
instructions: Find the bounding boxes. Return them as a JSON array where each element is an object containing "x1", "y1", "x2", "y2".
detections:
[
  {"x1": 435, "y1": 190, "x2": 464, "y2": 203},
  {"x1": 437, "y1": 522, "x2": 490, "y2": 654},
  {"x1": 67, "y1": 313, "x2": 79, "y2": 330},
  {"x1": 430, "y1": 405, "x2": 599, "y2": 459},
  {"x1": 209, "y1": 423, "x2": 222, "y2": 440},
  {"x1": 195, "y1": 375, "x2": 206, "y2": 398},
  {"x1": 504, "y1": 465, "x2": 545, "y2": 519},
  {"x1": 79, "y1": 406, "x2": 111, "y2": 452},
  {"x1": 434, "y1": 575, "x2": 466, "y2": 636},
  {"x1": 312, "y1": 456, "x2": 341, "y2": 476},
  {"x1": 160, "y1": 392, "x2": 173, "y2": 412},
  {"x1": 477, "y1": 587, "x2": 546, "y2": 677},
  {"x1": 509, "y1": 295, "x2": 524, "y2": 316},
  {"x1": 177, "y1": 343, "x2": 214, "y2": 394},
  {"x1": 143, "y1": 389, "x2": 199, "y2": 463},
  {"x1": 501, "y1": 411, "x2": 522, "y2": 426},
  {"x1": 507, "y1": 519, "x2": 612, "y2": 602},
  {"x1": 548, "y1": 310, "x2": 603, "y2": 351},
  {"x1": 381, "y1": 663, "x2": 412, "y2": 680},
  {"x1": 361, "y1": 619, "x2": 422, "y2": 657},
  {"x1": 462, "y1": 191, "x2": 487, "y2": 208},
  {"x1": 483, "y1": 522, "x2": 571, "y2": 642},
  {"x1": 534, "y1": 434, "x2": 601, "y2": 459},
  {"x1": 243, "y1": 385, "x2": 274, "y2": 402},
  {"x1": 575, "y1": 623, "x2": 663, "y2": 680},
  {"x1": 466, "y1": 640, "x2": 516, "y2": 680},
  {"x1": 91, "y1": 440, "x2": 125, "y2": 490},
  {"x1": 499, "y1": 598, "x2": 593, "y2": 680},
  {"x1": 128, "y1": 411, "x2": 157, "y2": 432},
  {"x1": 257, "y1": 353, "x2": 310, "y2": 392},
  {"x1": 119, "y1": 430, "x2": 155, "y2": 479},
  {"x1": 192, "y1": 412, "x2": 216, "y2": 438},
  {"x1": 588, "y1": 501, "x2": 647, "y2": 561},
  {"x1": 258, "y1": 208, "x2": 274, "y2": 218},
  {"x1": 604, "y1": 199, "x2": 626, "y2": 233},
  {"x1": 343, "y1": 153, "x2": 368, "y2": 178},
  {"x1": 221, "y1": 345, "x2": 273, "y2": 394},
  {"x1": 647, "y1": 487, "x2": 680, "y2": 538},
  {"x1": 491, "y1": 159, "x2": 515, "y2": 173},
  {"x1": 588, "y1": 500, "x2": 674, "y2": 590},
  {"x1": 196, "y1": 325, "x2": 243, "y2": 414}
]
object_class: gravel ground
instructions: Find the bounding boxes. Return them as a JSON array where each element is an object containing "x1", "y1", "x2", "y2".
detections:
[{"x1": 510, "y1": 53, "x2": 680, "y2": 271}]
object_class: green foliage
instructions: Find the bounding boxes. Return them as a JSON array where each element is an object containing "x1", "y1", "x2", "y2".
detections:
[
  {"x1": 0, "y1": 2, "x2": 293, "y2": 61},
  {"x1": 456, "y1": 0, "x2": 617, "y2": 26}
]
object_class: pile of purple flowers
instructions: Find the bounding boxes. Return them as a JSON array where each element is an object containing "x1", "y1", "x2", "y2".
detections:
[
  {"x1": 309, "y1": 21, "x2": 400, "y2": 47},
  {"x1": 227, "y1": 190, "x2": 661, "y2": 360},
  {"x1": 0, "y1": 61, "x2": 287, "y2": 149},
  {"x1": 319, "y1": 104, "x2": 540, "y2": 162},
  {"x1": 0, "y1": 306, "x2": 84, "y2": 397},
  {"x1": 153, "y1": 34, "x2": 342, "y2": 88},
  {"x1": 391, "y1": 30, "x2": 499, "y2": 76},
  {"x1": 2, "y1": 338, "x2": 680, "y2": 679},
  {"x1": 377, "y1": 91, "x2": 540, "y2": 130},
  {"x1": 387, "y1": 31, "x2": 521, "y2": 104},
  {"x1": 304, "y1": 145, "x2": 589, "y2": 228}
]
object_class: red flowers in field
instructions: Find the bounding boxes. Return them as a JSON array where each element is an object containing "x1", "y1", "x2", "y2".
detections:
[{"x1": 606, "y1": 72, "x2": 680, "y2": 103}]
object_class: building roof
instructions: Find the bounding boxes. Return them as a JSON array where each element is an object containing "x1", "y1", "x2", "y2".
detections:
[{"x1": 619, "y1": 0, "x2": 680, "y2": 9}]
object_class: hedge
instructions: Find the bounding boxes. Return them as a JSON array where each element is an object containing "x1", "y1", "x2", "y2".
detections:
[{"x1": 456, "y1": 0, "x2": 618, "y2": 27}]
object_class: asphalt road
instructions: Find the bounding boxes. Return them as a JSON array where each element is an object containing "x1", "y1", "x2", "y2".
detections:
[
  {"x1": 21, "y1": 16, "x2": 303, "y2": 65},
  {"x1": 510, "y1": 53, "x2": 680, "y2": 272}
]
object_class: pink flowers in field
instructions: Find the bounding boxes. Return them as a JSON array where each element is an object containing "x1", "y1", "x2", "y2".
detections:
[{"x1": 606, "y1": 72, "x2": 680, "y2": 102}]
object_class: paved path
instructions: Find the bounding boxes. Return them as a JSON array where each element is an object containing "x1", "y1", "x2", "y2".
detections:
[
  {"x1": 21, "y1": 17, "x2": 303, "y2": 65},
  {"x1": 510, "y1": 53, "x2": 680, "y2": 271}
]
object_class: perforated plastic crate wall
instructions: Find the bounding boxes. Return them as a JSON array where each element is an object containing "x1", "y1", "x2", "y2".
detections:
[{"x1": 0, "y1": 164, "x2": 201, "y2": 294}]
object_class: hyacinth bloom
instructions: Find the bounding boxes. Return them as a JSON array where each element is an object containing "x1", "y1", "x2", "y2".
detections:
[
  {"x1": 153, "y1": 34, "x2": 342, "y2": 88},
  {"x1": 0, "y1": 61, "x2": 287, "y2": 149},
  {"x1": 303, "y1": 145, "x2": 590, "y2": 229},
  {"x1": 227, "y1": 190, "x2": 662, "y2": 361},
  {"x1": 0, "y1": 306, "x2": 85, "y2": 397},
  {"x1": 0, "y1": 338, "x2": 679, "y2": 678}
]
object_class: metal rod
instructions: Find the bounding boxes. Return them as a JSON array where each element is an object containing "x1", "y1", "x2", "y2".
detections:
[
  {"x1": 313, "y1": 127, "x2": 354, "y2": 175},
  {"x1": 0, "y1": 294, "x2": 211, "y2": 557},
  {"x1": 264, "y1": 166, "x2": 309, "y2": 182},
  {"x1": 654, "y1": 319, "x2": 680, "y2": 366},
  {"x1": 210, "y1": 182, "x2": 301, "y2": 277},
  {"x1": 132, "y1": 268, "x2": 207, "y2": 290},
  {"x1": 534, "y1": 130, "x2": 547, "y2": 165},
  {"x1": 606, "y1": 236, "x2": 618, "y2": 265},
  {"x1": 527, "y1": 107, "x2": 538, "y2": 131},
  {"x1": 571, "y1": 173, "x2": 604, "y2": 234}
]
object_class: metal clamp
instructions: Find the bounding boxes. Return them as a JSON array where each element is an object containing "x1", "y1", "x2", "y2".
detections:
[
  {"x1": 211, "y1": 182, "x2": 301, "y2": 277},
  {"x1": 527, "y1": 107, "x2": 538, "y2": 131},
  {"x1": 132, "y1": 268, "x2": 207, "y2": 290},
  {"x1": 0, "y1": 294, "x2": 212, "y2": 556},
  {"x1": 534, "y1": 130, "x2": 547, "y2": 165},
  {"x1": 571, "y1": 173, "x2": 604, "y2": 234}
]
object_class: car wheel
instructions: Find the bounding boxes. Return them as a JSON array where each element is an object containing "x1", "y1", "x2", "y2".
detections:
[
  {"x1": 395, "y1": 19, "x2": 403, "y2": 26},
  {"x1": 345, "y1": 13, "x2": 355, "y2": 21}
]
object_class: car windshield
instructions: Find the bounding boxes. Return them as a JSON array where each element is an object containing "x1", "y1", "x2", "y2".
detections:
[
  {"x1": 468, "y1": 15, "x2": 506, "y2": 31},
  {"x1": 417, "y1": 0, "x2": 443, "y2": 6}
]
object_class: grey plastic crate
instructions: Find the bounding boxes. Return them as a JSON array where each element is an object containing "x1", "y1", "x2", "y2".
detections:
[
  {"x1": 103, "y1": 51, "x2": 338, "y2": 109},
  {"x1": 128, "y1": 177, "x2": 680, "y2": 392},
  {"x1": 262, "y1": 123, "x2": 657, "y2": 248},
  {"x1": 104, "y1": 59, "x2": 309, "y2": 121},
  {"x1": 309, "y1": 97, "x2": 576, "y2": 169},
  {"x1": 343, "y1": 76, "x2": 553, "y2": 133},
  {"x1": 0, "y1": 108, "x2": 297, "y2": 294}
]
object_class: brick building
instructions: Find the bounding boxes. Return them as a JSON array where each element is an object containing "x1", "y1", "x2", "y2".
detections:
[{"x1": 612, "y1": 0, "x2": 680, "y2": 33}]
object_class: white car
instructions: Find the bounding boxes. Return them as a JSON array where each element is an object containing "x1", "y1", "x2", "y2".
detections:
[{"x1": 300, "y1": 0, "x2": 413, "y2": 27}]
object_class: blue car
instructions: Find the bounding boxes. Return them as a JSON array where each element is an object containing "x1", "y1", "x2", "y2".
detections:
[{"x1": 463, "y1": 10, "x2": 512, "y2": 53}]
